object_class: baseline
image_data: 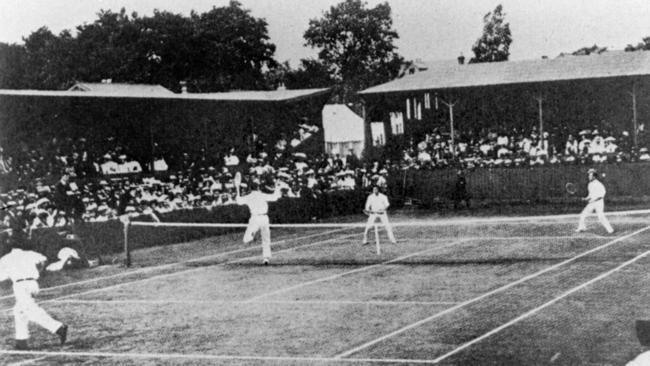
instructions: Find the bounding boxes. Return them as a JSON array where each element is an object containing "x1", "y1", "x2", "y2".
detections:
[{"x1": 0, "y1": 349, "x2": 442, "y2": 364}]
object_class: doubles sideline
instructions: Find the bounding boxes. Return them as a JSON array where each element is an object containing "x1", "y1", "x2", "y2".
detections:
[{"x1": 51, "y1": 299, "x2": 460, "y2": 306}]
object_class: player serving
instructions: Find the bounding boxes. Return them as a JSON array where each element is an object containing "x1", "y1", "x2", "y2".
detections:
[
  {"x1": 575, "y1": 168, "x2": 614, "y2": 234},
  {"x1": 362, "y1": 185, "x2": 397, "y2": 245},
  {"x1": 235, "y1": 173, "x2": 281, "y2": 265}
]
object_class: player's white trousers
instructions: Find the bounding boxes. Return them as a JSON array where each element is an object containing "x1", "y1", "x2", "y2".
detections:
[
  {"x1": 13, "y1": 280, "x2": 62, "y2": 340},
  {"x1": 363, "y1": 213, "x2": 396, "y2": 243},
  {"x1": 244, "y1": 214, "x2": 272, "y2": 259},
  {"x1": 578, "y1": 199, "x2": 614, "y2": 233}
]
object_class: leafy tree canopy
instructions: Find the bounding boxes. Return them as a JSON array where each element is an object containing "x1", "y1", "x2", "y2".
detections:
[
  {"x1": 470, "y1": 4, "x2": 512, "y2": 63},
  {"x1": 625, "y1": 37, "x2": 650, "y2": 52},
  {"x1": 0, "y1": 1, "x2": 278, "y2": 92},
  {"x1": 303, "y1": 0, "x2": 403, "y2": 102}
]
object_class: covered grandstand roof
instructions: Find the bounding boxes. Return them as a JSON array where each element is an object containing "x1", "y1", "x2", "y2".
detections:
[
  {"x1": 195, "y1": 88, "x2": 331, "y2": 102},
  {"x1": 360, "y1": 51, "x2": 650, "y2": 94},
  {"x1": 0, "y1": 87, "x2": 331, "y2": 102},
  {"x1": 68, "y1": 82, "x2": 174, "y2": 96}
]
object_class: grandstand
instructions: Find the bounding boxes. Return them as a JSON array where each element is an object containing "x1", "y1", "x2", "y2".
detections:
[{"x1": 3, "y1": 49, "x2": 650, "y2": 366}]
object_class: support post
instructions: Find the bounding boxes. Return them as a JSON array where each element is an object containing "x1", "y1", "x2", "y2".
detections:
[
  {"x1": 123, "y1": 219, "x2": 131, "y2": 268},
  {"x1": 441, "y1": 99, "x2": 457, "y2": 158},
  {"x1": 632, "y1": 82, "x2": 639, "y2": 149},
  {"x1": 536, "y1": 96, "x2": 544, "y2": 137}
]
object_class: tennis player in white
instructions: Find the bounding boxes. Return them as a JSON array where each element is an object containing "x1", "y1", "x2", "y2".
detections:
[
  {"x1": 0, "y1": 241, "x2": 68, "y2": 350},
  {"x1": 576, "y1": 168, "x2": 614, "y2": 234},
  {"x1": 363, "y1": 186, "x2": 397, "y2": 245},
  {"x1": 236, "y1": 181, "x2": 281, "y2": 265}
]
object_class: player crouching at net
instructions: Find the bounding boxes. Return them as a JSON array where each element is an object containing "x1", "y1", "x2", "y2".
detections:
[
  {"x1": 235, "y1": 174, "x2": 281, "y2": 265},
  {"x1": 0, "y1": 238, "x2": 68, "y2": 350},
  {"x1": 363, "y1": 186, "x2": 397, "y2": 245},
  {"x1": 576, "y1": 168, "x2": 614, "y2": 234}
]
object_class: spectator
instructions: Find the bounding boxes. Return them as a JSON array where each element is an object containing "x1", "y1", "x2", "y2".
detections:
[{"x1": 452, "y1": 170, "x2": 471, "y2": 210}]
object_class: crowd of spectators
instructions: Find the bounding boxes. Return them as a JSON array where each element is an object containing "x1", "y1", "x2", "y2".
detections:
[
  {"x1": 0, "y1": 124, "x2": 389, "y2": 233},
  {"x1": 401, "y1": 125, "x2": 650, "y2": 170},
  {"x1": 5, "y1": 119, "x2": 650, "y2": 233}
]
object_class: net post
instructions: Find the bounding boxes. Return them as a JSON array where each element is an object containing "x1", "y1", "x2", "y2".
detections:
[
  {"x1": 374, "y1": 224, "x2": 381, "y2": 255},
  {"x1": 123, "y1": 219, "x2": 131, "y2": 268}
]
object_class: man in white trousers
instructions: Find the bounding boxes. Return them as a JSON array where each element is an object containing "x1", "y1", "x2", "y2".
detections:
[
  {"x1": 236, "y1": 181, "x2": 281, "y2": 265},
  {"x1": 363, "y1": 186, "x2": 397, "y2": 245},
  {"x1": 576, "y1": 168, "x2": 614, "y2": 234},
  {"x1": 0, "y1": 241, "x2": 68, "y2": 350}
]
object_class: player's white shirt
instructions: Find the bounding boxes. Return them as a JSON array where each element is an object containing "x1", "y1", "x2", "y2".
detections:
[
  {"x1": 0, "y1": 249, "x2": 46, "y2": 282},
  {"x1": 237, "y1": 190, "x2": 280, "y2": 215},
  {"x1": 587, "y1": 179, "x2": 606, "y2": 201},
  {"x1": 365, "y1": 193, "x2": 390, "y2": 213}
]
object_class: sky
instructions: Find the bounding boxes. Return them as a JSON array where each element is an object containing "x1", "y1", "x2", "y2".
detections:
[{"x1": 1, "y1": 0, "x2": 649, "y2": 66}]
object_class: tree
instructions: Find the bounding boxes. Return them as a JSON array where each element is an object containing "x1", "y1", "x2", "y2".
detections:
[
  {"x1": 2, "y1": 1, "x2": 278, "y2": 92},
  {"x1": 72, "y1": 9, "x2": 144, "y2": 85},
  {"x1": 304, "y1": 0, "x2": 403, "y2": 102},
  {"x1": 625, "y1": 37, "x2": 650, "y2": 52},
  {"x1": 21, "y1": 27, "x2": 78, "y2": 89},
  {"x1": 0, "y1": 42, "x2": 28, "y2": 89},
  {"x1": 470, "y1": 4, "x2": 512, "y2": 63},
  {"x1": 566, "y1": 44, "x2": 607, "y2": 56},
  {"x1": 190, "y1": 1, "x2": 278, "y2": 92},
  {"x1": 267, "y1": 59, "x2": 335, "y2": 90}
]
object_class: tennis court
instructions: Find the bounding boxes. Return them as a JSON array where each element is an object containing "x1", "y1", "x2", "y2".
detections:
[{"x1": 2, "y1": 211, "x2": 650, "y2": 365}]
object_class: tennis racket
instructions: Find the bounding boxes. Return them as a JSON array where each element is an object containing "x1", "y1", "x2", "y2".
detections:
[{"x1": 565, "y1": 182, "x2": 577, "y2": 195}]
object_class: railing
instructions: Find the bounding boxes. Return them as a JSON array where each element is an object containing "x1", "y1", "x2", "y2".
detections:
[{"x1": 398, "y1": 162, "x2": 650, "y2": 205}]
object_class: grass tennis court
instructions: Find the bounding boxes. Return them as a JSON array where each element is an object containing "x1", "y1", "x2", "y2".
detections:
[{"x1": 2, "y1": 211, "x2": 650, "y2": 365}]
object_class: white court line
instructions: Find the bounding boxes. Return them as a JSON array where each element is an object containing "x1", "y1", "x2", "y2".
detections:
[
  {"x1": 244, "y1": 239, "x2": 469, "y2": 303},
  {"x1": 0, "y1": 227, "x2": 350, "y2": 303},
  {"x1": 6, "y1": 356, "x2": 49, "y2": 366},
  {"x1": 432, "y1": 235, "x2": 650, "y2": 363},
  {"x1": 0, "y1": 349, "x2": 442, "y2": 364},
  {"x1": 50, "y1": 299, "x2": 459, "y2": 306},
  {"x1": 132, "y1": 208, "x2": 650, "y2": 229},
  {"x1": 451, "y1": 235, "x2": 604, "y2": 241},
  {"x1": 26, "y1": 232, "x2": 361, "y2": 307},
  {"x1": 334, "y1": 225, "x2": 650, "y2": 359}
]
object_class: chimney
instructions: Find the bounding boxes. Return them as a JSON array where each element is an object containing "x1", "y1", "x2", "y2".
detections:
[
  {"x1": 457, "y1": 53, "x2": 465, "y2": 65},
  {"x1": 179, "y1": 81, "x2": 187, "y2": 94}
]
